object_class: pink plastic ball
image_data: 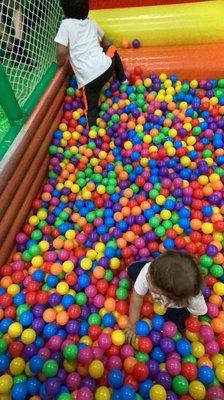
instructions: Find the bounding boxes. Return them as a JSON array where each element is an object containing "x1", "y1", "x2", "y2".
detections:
[
  {"x1": 76, "y1": 387, "x2": 93, "y2": 400},
  {"x1": 93, "y1": 294, "x2": 104, "y2": 308},
  {"x1": 166, "y1": 358, "x2": 181, "y2": 376},
  {"x1": 207, "y1": 386, "x2": 224, "y2": 400},
  {"x1": 47, "y1": 336, "x2": 62, "y2": 351},
  {"x1": 98, "y1": 333, "x2": 111, "y2": 350},
  {"x1": 66, "y1": 372, "x2": 81, "y2": 391},
  {"x1": 163, "y1": 322, "x2": 177, "y2": 337},
  {"x1": 207, "y1": 303, "x2": 219, "y2": 318},
  {"x1": 85, "y1": 285, "x2": 97, "y2": 298},
  {"x1": 199, "y1": 325, "x2": 214, "y2": 343},
  {"x1": 205, "y1": 339, "x2": 220, "y2": 355},
  {"x1": 92, "y1": 347, "x2": 103, "y2": 360},
  {"x1": 107, "y1": 355, "x2": 122, "y2": 370},
  {"x1": 120, "y1": 344, "x2": 134, "y2": 359},
  {"x1": 78, "y1": 347, "x2": 93, "y2": 364}
]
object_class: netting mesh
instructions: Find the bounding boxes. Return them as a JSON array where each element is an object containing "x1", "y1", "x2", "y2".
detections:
[{"x1": 0, "y1": 0, "x2": 63, "y2": 106}]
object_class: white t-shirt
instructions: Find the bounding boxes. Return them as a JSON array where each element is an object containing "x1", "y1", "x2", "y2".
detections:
[
  {"x1": 134, "y1": 262, "x2": 208, "y2": 316},
  {"x1": 54, "y1": 18, "x2": 112, "y2": 88}
]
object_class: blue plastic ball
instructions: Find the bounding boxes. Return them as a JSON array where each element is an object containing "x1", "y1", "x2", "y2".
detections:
[
  {"x1": 108, "y1": 369, "x2": 124, "y2": 389},
  {"x1": 135, "y1": 321, "x2": 150, "y2": 336}
]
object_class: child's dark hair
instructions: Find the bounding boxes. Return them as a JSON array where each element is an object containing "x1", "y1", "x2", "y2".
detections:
[
  {"x1": 60, "y1": 0, "x2": 89, "y2": 19},
  {"x1": 149, "y1": 251, "x2": 203, "y2": 306}
]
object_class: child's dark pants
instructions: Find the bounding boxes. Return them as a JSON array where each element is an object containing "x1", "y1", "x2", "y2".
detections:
[
  {"x1": 127, "y1": 261, "x2": 190, "y2": 334},
  {"x1": 84, "y1": 50, "x2": 126, "y2": 128}
]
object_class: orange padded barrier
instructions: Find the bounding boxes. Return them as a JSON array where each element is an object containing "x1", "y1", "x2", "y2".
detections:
[{"x1": 119, "y1": 43, "x2": 224, "y2": 80}]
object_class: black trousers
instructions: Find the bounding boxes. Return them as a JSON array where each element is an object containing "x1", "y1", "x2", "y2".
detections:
[
  {"x1": 84, "y1": 51, "x2": 127, "y2": 128},
  {"x1": 127, "y1": 261, "x2": 190, "y2": 333}
]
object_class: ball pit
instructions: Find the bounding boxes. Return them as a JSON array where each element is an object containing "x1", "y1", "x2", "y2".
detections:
[{"x1": 0, "y1": 69, "x2": 224, "y2": 400}]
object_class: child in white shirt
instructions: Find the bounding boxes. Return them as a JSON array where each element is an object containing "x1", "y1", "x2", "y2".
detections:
[
  {"x1": 55, "y1": 0, "x2": 127, "y2": 128},
  {"x1": 125, "y1": 250, "x2": 207, "y2": 342}
]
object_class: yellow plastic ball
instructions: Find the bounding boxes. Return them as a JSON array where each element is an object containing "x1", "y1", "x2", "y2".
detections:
[
  {"x1": 31, "y1": 255, "x2": 43, "y2": 268},
  {"x1": 190, "y1": 80, "x2": 198, "y2": 88},
  {"x1": 180, "y1": 156, "x2": 191, "y2": 167},
  {"x1": 37, "y1": 209, "x2": 47, "y2": 220},
  {"x1": 71, "y1": 184, "x2": 79, "y2": 193},
  {"x1": 98, "y1": 128, "x2": 106, "y2": 137},
  {"x1": 95, "y1": 242, "x2": 105, "y2": 253},
  {"x1": 80, "y1": 257, "x2": 92, "y2": 271},
  {"x1": 209, "y1": 173, "x2": 220, "y2": 183},
  {"x1": 169, "y1": 128, "x2": 177, "y2": 138},
  {"x1": 183, "y1": 123, "x2": 192, "y2": 132},
  {"x1": 39, "y1": 240, "x2": 50, "y2": 252},
  {"x1": 97, "y1": 185, "x2": 106, "y2": 195},
  {"x1": 0, "y1": 374, "x2": 13, "y2": 394},
  {"x1": 167, "y1": 147, "x2": 176, "y2": 157},
  {"x1": 201, "y1": 222, "x2": 213, "y2": 234},
  {"x1": 21, "y1": 328, "x2": 36, "y2": 345},
  {"x1": 215, "y1": 365, "x2": 224, "y2": 383},
  {"x1": 179, "y1": 101, "x2": 188, "y2": 110},
  {"x1": 9, "y1": 357, "x2": 25, "y2": 375},
  {"x1": 82, "y1": 189, "x2": 91, "y2": 200},
  {"x1": 62, "y1": 260, "x2": 74, "y2": 273},
  {"x1": 65, "y1": 230, "x2": 75, "y2": 240},
  {"x1": 63, "y1": 360, "x2": 76, "y2": 373},
  {"x1": 154, "y1": 302, "x2": 166, "y2": 315},
  {"x1": 143, "y1": 134, "x2": 152, "y2": 144},
  {"x1": 186, "y1": 330, "x2": 199, "y2": 342},
  {"x1": 59, "y1": 123, "x2": 67, "y2": 131},
  {"x1": 189, "y1": 381, "x2": 206, "y2": 400},
  {"x1": 150, "y1": 384, "x2": 167, "y2": 400},
  {"x1": 86, "y1": 249, "x2": 97, "y2": 260},
  {"x1": 7, "y1": 284, "x2": 20, "y2": 296},
  {"x1": 56, "y1": 281, "x2": 69, "y2": 295},
  {"x1": 144, "y1": 78, "x2": 152, "y2": 87},
  {"x1": 159, "y1": 73, "x2": 167, "y2": 82},
  {"x1": 210, "y1": 96, "x2": 218, "y2": 106},
  {"x1": 111, "y1": 330, "x2": 125, "y2": 346},
  {"x1": 212, "y1": 354, "x2": 224, "y2": 367},
  {"x1": 29, "y1": 216, "x2": 39, "y2": 226},
  {"x1": 8, "y1": 322, "x2": 22, "y2": 338},
  {"x1": 192, "y1": 342, "x2": 205, "y2": 358},
  {"x1": 79, "y1": 336, "x2": 92, "y2": 346},
  {"x1": 156, "y1": 195, "x2": 166, "y2": 206},
  {"x1": 89, "y1": 360, "x2": 104, "y2": 379},
  {"x1": 198, "y1": 175, "x2": 209, "y2": 185},
  {"x1": 110, "y1": 257, "x2": 120, "y2": 270},
  {"x1": 213, "y1": 282, "x2": 224, "y2": 296},
  {"x1": 160, "y1": 210, "x2": 171, "y2": 220},
  {"x1": 95, "y1": 386, "x2": 110, "y2": 400},
  {"x1": 140, "y1": 157, "x2": 148, "y2": 167}
]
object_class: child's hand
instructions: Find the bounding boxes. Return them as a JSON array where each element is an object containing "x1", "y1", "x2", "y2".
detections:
[{"x1": 124, "y1": 326, "x2": 136, "y2": 344}]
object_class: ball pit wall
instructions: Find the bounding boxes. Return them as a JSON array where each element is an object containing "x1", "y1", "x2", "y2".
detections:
[
  {"x1": 0, "y1": 64, "x2": 70, "y2": 266},
  {"x1": 90, "y1": 0, "x2": 206, "y2": 8},
  {"x1": 120, "y1": 43, "x2": 224, "y2": 80},
  {"x1": 90, "y1": 0, "x2": 224, "y2": 47}
]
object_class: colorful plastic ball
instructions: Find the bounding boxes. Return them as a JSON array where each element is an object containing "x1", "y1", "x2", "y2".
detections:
[
  {"x1": 111, "y1": 330, "x2": 125, "y2": 346},
  {"x1": 197, "y1": 365, "x2": 215, "y2": 385},
  {"x1": 89, "y1": 360, "x2": 104, "y2": 379},
  {"x1": 132, "y1": 39, "x2": 140, "y2": 48},
  {"x1": 172, "y1": 375, "x2": 189, "y2": 395},
  {"x1": 107, "y1": 369, "x2": 124, "y2": 389},
  {"x1": 95, "y1": 386, "x2": 110, "y2": 400},
  {"x1": 42, "y1": 360, "x2": 58, "y2": 377},
  {"x1": 149, "y1": 384, "x2": 167, "y2": 400},
  {"x1": 176, "y1": 339, "x2": 191, "y2": 356},
  {"x1": 188, "y1": 380, "x2": 206, "y2": 400},
  {"x1": 120, "y1": 385, "x2": 135, "y2": 400},
  {"x1": 76, "y1": 387, "x2": 93, "y2": 400}
]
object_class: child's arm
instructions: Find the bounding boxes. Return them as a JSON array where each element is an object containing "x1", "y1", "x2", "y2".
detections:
[
  {"x1": 56, "y1": 43, "x2": 68, "y2": 67},
  {"x1": 125, "y1": 289, "x2": 144, "y2": 344}
]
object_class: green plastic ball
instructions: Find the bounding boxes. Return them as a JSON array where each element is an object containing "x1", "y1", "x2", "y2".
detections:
[
  {"x1": 42, "y1": 360, "x2": 58, "y2": 377},
  {"x1": 172, "y1": 375, "x2": 189, "y2": 395},
  {"x1": 63, "y1": 344, "x2": 78, "y2": 361},
  {"x1": 75, "y1": 293, "x2": 87, "y2": 306}
]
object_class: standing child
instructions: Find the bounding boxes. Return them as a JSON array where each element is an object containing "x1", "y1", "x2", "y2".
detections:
[
  {"x1": 55, "y1": 0, "x2": 127, "y2": 128},
  {"x1": 125, "y1": 250, "x2": 207, "y2": 342}
]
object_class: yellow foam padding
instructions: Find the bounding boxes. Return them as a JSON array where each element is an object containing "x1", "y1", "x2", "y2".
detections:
[{"x1": 90, "y1": 0, "x2": 224, "y2": 47}]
